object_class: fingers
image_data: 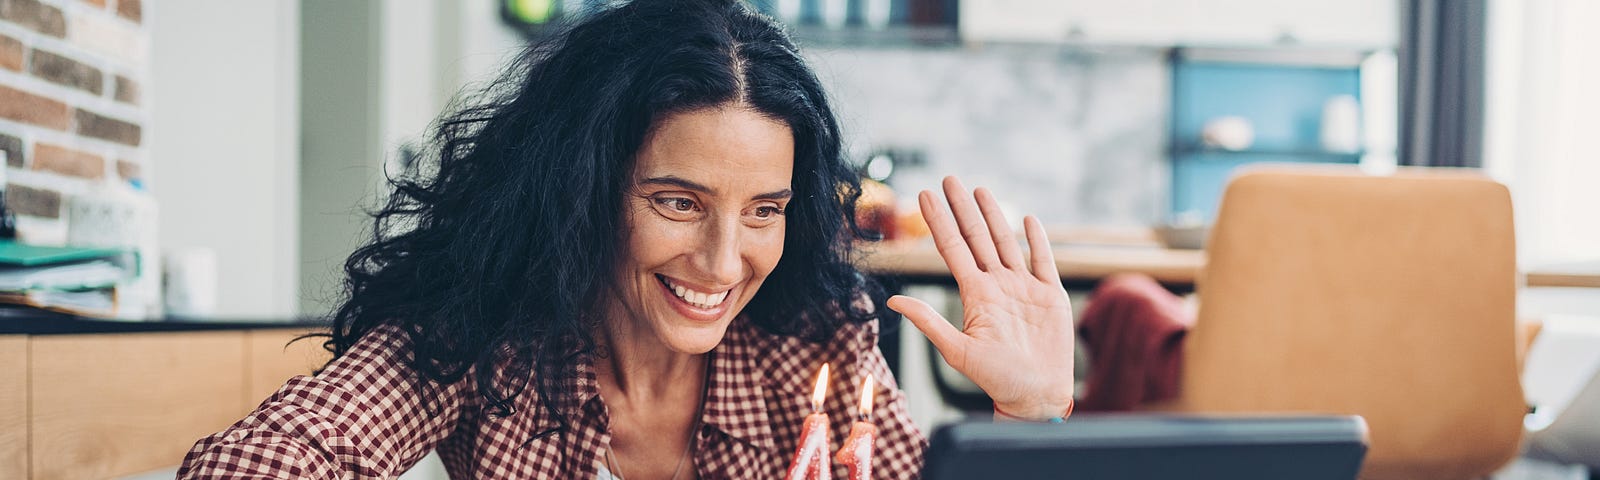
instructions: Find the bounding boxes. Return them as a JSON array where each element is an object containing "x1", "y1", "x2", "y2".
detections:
[
  {"x1": 974, "y1": 187, "x2": 1024, "y2": 270},
  {"x1": 887, "y1": 295, "x2": 966, "y2": 361},
  {"x1": 1024, "y1": 215, "x2": 1060, "y2": 282},
  {"x1": 941, "y1": 177, "x2": 1002, "y2": 272},
  {"x1": 919, "y1": 190, "x2": 981, "y2": 280}
]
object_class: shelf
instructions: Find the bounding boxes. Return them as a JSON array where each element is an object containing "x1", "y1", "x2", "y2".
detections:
[
  {"x1": 1173, "y1": 146, "x2": 1365, "y2": 158},
  {"x1": 1173, "y1": 47, "x2": 1379, "y2": 68},
  {"x1": 789, "y1": 25, "x2": 961, "y2": 48}
]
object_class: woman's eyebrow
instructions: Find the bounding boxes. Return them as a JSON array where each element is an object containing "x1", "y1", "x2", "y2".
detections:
[
  {"x1": 640, "y1": 176, "x2": 713, "y2": 193},
  {"x1": 641, "y1": 176, "x2": 792, "y2": 201},
  {"x1": 752, "y1": 189, "x2": 793, "y2": 201}
]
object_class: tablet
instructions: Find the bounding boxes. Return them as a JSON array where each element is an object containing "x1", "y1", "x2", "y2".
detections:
[{"x1": 923, "y1": 414, "x2": 1368, "y2": 479}]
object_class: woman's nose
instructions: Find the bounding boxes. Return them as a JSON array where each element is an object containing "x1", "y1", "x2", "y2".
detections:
[{"x1": 693, "y1": 217, "x2": 744, "y2": 285}]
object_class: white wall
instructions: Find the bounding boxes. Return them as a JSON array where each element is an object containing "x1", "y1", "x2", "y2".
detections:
[
  {"x1": 297, "y1": 0, "x2": 526, "y2": 318},
  {"x1": 150, "y1": 0, "x2": 300, "y2": 319},
  {"x1": 444, "y1": 0, "x2": 528, "y2": 96},
  {"x1": 299, "y1": 1, "x2": 380, "y2": 317},
  {"x1": 961, "y1": 0, "x2": 1398, "y2": 47},
  {"x1": 1485, "y1": 0, "x2": 1600, "y2": 266},
  {"x1": 380, "y1": 0, "x2": 443, "y2": 184}
]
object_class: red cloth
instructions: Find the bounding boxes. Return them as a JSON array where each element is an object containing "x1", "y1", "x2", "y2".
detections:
[{"x1": 1076, "y1": 274, "x2": 1195, "y2": 412}]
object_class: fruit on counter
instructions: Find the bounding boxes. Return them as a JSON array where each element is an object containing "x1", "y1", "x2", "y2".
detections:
[
  {"x1": 895, "y1": 204, "x2": 930, "y2": 239},
  {"x1": 855, "y1": 179, "x2": 897, "y2": 240}
]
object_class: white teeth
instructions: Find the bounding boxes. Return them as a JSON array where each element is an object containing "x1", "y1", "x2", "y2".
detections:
[{"x1": 661, "y1": 277, "x2": 730, "y2": 309}]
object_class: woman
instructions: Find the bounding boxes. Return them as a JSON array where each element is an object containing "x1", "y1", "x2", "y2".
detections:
[{"x1": 180, "y1": 0, "x2": 1075, "y2": 478}]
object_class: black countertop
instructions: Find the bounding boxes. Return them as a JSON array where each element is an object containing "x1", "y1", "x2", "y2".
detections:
[{"x1": 0, "y1": 311, "x2": 328, "y2": 335}]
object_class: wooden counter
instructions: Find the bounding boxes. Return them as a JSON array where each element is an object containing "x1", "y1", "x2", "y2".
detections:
[
  {"x1": 1524, "y1": 260, "x2": 1600, "y2": 289},
  {"x1": 856, "y1": 239, "x2": 1205, "y2": 287},
  {"x1": 856, "y1": 236, "x2": 1595, "y2": 290},
  {"x1": 1, "y1": 337, "x2": 25, "y2": 480},
  {"x1": 0, "y1": 320, "x2": 329, "y2": 479}
]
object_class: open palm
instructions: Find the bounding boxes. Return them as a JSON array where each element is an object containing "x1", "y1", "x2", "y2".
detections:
[{"x1": 886, "y1": 176, "x2": 1077, "y2": 420}]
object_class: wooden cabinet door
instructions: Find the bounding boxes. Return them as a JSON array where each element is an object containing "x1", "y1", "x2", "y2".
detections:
[
  {"x1": 30, "y1": 331, "x2": 246, "y2": 480},
  {"x1": 245, "y1": 328, "x2": 332, "y2": 407},
  {"x1": 0, "y1": 336, "x2": 26, "y2": 479}
]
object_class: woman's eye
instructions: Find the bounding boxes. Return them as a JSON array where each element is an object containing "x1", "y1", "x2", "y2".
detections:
[
  {"x1": 747, "y1": 205, "x2": 785, "y2": 226},
  {"x1": 656, "y1": 197, "x2": 697, "y2": 212},
  {"x1": 650, "y1": 196, "x2": 703, "y2": 220},
  {"x1": 755, "y1": 206, "x2": 784, "y2": 218}
]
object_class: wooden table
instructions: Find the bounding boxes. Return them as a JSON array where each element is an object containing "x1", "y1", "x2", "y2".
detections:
[
  {"x1": 1525, "y1": 260, "x2": 1600, "y2": 289},
  {"x1": 855, "y1": 227, "x2": 1597, "y2": 290},
  {"x1": 857, "y1": 225, "x2": 1203, "y2": 289},
  {"x1": 856, "y1": 239, "x2": 1204, "y2": 288}
]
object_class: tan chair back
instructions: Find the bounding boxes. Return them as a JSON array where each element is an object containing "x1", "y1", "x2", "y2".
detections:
[{"x1": 1178, "y1": 166, "x2": 1525, "y2": 479}]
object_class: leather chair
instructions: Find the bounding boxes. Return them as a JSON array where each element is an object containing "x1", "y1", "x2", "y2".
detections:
[{"x1": 1171, "y1": 165, "x2": 1525, "y2": 479}]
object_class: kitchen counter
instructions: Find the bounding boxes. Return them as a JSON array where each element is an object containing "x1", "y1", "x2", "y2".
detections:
[
  {"x1": 1, "y1": 316, "x2": 330, "y2": 479},
  {"x1": 0, "y1": 312, "x2": 326, "y2": 335},
  {"x1": 1524, "y1": 260, "x2": 1600, "y2": 289}
]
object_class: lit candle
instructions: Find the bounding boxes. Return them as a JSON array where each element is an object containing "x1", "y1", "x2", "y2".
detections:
[
  {"x1": 835, "y1": 374, "x2": 877, "y2": 480},
  {"x1": 786, "y1": 363, "x2": 832, "y2": 480}
]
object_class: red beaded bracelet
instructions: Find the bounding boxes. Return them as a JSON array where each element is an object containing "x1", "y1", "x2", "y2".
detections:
[{"x1": 993, "y1": 399, "x2": 1074, "y2": 423}]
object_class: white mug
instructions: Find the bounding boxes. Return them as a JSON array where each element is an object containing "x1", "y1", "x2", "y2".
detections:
[
  {"x1": 163, "y1": 248, "x2": 218, "y2": 319},
  {"x1": 1321, "y1": 95, "x2": 1362, "y2": 154}
]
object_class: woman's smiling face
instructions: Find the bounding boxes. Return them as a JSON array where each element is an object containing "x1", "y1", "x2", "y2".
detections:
[{"x1": 612, "y1": 105, "x2": 794, "y2": 354}]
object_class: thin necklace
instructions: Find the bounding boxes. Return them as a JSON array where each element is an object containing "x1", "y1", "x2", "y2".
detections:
[
  {"x1": 606, "y1": 436, "x2": 692, "y2": 480},
  {"x1": 604, "y1": 355, "x2": 711, "y2": 480}
]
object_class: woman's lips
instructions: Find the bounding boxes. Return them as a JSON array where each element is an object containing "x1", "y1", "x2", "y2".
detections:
[{"x1": 656, "y1": 274, "x2": 734, "y2": 323}]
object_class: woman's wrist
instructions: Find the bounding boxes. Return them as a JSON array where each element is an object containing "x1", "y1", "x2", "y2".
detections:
[{"x1": 992, "y1": 398, "x2": 1075, "y2": 423}]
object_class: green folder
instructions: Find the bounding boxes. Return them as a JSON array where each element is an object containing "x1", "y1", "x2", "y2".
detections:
[{"x1": 0, "y1": 241, "x2": 130, "y2": 267}]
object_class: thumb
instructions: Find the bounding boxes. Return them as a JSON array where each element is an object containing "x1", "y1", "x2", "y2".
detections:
[{"x1": 887, "y1": 295, "x2": 966, "y2": 362}]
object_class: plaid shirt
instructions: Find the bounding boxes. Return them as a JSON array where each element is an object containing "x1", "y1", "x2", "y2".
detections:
[{"x1": 179, "y1": 317, "x2": 926, "y2": 479}]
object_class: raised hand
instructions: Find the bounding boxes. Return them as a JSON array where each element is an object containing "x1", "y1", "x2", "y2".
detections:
[{"x1": 886, "y1": 176, "x2": 1077, "y2": 420}]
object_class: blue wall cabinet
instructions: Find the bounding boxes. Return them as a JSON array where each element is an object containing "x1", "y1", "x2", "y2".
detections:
[{"x1": 1168, "y1": 48, "x2": 1372, "y2": 222}]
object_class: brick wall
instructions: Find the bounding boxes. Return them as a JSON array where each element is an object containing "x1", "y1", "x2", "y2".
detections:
[{"x1": 0, "y1": 0, "x2": 146, "y2": 240}]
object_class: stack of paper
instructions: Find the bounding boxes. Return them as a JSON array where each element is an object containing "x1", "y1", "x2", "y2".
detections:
[{"x1": 0, "y1": 241, "x2": 136, "y2": 318}]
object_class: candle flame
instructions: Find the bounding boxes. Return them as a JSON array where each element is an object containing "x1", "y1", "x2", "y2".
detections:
[
  {"x1": 811, "y1": 363, "x2": 829, "y2": 412},
  {"x1": 857, "y1": 374, "x2": 875, "y2": 419}
]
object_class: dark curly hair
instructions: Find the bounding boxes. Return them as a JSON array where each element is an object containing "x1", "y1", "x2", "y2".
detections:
[{"x1": 317, "y1": 0, "x2": 881, "y2": 427}]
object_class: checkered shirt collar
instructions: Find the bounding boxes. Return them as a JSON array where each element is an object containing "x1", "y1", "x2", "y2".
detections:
[
  {"x1": 546, "y1": 317, "x2": 777, "y2": 450},
  {"x1": 701, "y1": 316, "x2": 776, "y2": 450}
]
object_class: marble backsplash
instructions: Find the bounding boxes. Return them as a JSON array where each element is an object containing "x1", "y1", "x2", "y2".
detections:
[{"x1": 806, "y1": 45, "x2": 1171, "y2": 227}]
